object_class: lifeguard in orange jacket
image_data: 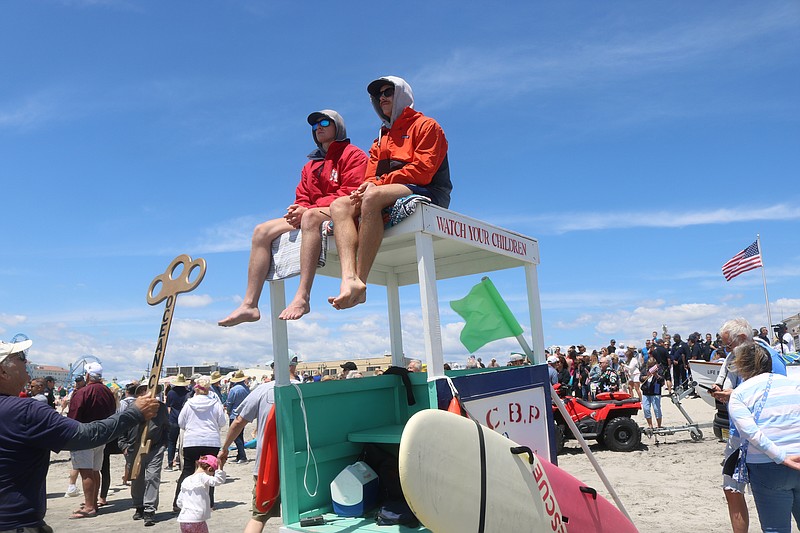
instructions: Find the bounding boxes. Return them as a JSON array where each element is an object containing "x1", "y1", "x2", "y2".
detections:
[
  {"x1": 328, "y1": 76, "x2": 451, "y2": 310},
  {"x1": 219, "y1": 110, "x2": 368, "y2": 326}
]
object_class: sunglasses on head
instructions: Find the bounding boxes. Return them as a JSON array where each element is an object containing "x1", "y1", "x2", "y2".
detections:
[
  {"x1": 377, "y1": 87, "x2": 395, "y2": 98},
  {"x1": 312, "y1": 119, "x2": 332, "y2": 131},
  {"x1": 3, "y1": 351, "x2": 27, "y2": 364}
]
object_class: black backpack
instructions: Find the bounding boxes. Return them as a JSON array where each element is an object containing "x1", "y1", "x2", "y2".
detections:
[{"x1": 359, "y1": 444, "x2": 420, "y2": 527}]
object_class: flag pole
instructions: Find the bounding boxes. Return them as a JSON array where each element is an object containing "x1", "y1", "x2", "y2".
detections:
[
  {"x1": 513, "y1": 339, "x2": 633, "y2": 523},
  {"x1": 758, "y1": 234, "x2": 773, "y2": 330}
]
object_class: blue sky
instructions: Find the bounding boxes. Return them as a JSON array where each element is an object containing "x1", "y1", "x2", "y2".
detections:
[{"x1": 2, "y1": 1, "x2": 799, "y2": 381}]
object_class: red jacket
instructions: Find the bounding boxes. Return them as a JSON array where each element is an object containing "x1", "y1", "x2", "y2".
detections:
[{"x1": 294, "y1": 141, "x2": 367, "y2": 208}]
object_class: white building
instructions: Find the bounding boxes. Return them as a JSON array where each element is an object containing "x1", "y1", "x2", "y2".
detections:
[{"x1": 28, "y1": 364, "x2": 70, "y2": 388}]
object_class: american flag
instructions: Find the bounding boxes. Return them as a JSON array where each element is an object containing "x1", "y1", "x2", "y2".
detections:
[{"x1": 722, "y1": 240, "x2": 763, "y2": 281}]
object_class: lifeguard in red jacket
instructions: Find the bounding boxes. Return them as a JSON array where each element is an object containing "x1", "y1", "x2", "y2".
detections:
[{"x1": 219, "y1": 110, "x2": 368, "y2": 326}]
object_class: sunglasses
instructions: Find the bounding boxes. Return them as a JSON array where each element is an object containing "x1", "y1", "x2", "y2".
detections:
[
  {"x1": 377, "y1": 87, "x2": 395, "y2": 99},
  {"x1": 312, "y1": 119, "x2": 332, "y2": 131},
  {"x1": 1, "y1": 351, "x2": 27, "y2": 372}
]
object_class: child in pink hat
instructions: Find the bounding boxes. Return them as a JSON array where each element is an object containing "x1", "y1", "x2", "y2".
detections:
[{"x1": 175, "y1": 455, "x2": 227, "y2": 532}]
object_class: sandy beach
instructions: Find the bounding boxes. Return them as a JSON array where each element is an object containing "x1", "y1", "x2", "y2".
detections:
[{"x1": 40, "y1": 393, "x2": 763, "y2": 533}]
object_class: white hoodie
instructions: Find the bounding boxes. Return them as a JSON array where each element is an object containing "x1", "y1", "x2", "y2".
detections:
[
  {"x1": 178, "y1": 394, "x2": 228, "y2": 448},
  {"x1": 176, "y1": 469, "x2": 227, "y2": 523}
]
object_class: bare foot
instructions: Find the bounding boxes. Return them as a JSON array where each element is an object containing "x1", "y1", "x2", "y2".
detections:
[
  {"x1": 278, "y1": 297, "x2": 310, "y2": 321},
  {"x1": 218, "y1": 306, "x2": 261, "y2": 327},
  {"x1": 328, "y1": 278, "x2": 367, "y2": 310}
]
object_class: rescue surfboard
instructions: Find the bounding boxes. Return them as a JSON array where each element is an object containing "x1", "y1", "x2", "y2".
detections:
[
  {"x1": 398, "y1": 409, "x2": 638, "y2": 533},
  {"x1": 399, "y1": 409, "x2": 550, "y2": 532},
  {"x1": 533, "y1": 450, "x2": 638, "y2": 533}
]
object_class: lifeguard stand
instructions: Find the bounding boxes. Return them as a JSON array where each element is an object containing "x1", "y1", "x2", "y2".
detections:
[{"x1": 268, "y1": 205, "x2": 545, "y2": 531}]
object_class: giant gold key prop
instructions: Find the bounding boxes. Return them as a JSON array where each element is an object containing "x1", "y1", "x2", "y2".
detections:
[{"x1": 131, "y1": 254, "x2": 206, "y2": 479}]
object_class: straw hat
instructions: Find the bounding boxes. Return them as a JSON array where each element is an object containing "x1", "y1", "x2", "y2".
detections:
[
  {"x1": 209, "y1": 370, "x2": 223, "y2": 384},
  {"x1": 229, "y1": 370, "x2": 248, "y2": 383},
  {"x1": 172, "y1": 373, "x2": 189, "y2": 387}
]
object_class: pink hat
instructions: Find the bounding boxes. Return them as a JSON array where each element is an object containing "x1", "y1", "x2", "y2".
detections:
[{"x1": 199, "y1": 454, "x2": 218, "y2": 470}]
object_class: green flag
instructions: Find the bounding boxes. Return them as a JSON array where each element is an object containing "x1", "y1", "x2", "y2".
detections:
[{"x1": 450, "y1": 277, "x2": 524, "y2": 353}]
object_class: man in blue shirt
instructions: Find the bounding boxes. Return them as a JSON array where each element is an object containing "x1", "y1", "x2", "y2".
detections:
[
  {"x1": 0, "y1": 337, "x2": 159, "y2": 531},
  {"x1": 225, "y1": 370, "x2": 251, "y2": 464},
  {"x1": 641, "y1": 339, "x2": 651, "y2": 365}
]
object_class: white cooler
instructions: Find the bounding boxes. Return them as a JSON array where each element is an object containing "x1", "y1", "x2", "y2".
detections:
[{"x1": 330, "y1": 461, "x2": 379, "y2": 517}]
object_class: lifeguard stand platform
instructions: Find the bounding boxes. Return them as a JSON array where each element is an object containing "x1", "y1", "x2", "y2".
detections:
[{"x1": 268, "y1": 205, "x2": 546, "y2": 532}]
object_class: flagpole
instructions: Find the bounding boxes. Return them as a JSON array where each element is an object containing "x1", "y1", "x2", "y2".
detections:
[
  {"x1": 513, "y1": 339, "x2": 633, "y2": 523},
  {"x1": 758, "y1": 234, "x2": 773, "y2": 331}
]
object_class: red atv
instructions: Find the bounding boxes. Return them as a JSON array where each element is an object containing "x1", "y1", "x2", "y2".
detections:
[{"x1": 552, "y1": 385, "x2": 642, "y2": 453}]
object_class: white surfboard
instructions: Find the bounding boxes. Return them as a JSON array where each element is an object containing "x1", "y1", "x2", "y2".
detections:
[{"x1": 399, "y1": 409, "x2": 551, "y2": 533}]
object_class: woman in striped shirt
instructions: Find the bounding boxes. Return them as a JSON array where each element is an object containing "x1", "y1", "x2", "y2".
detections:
[{"x1": 729, "y1": 342, "x2": 800, "y2": 533}]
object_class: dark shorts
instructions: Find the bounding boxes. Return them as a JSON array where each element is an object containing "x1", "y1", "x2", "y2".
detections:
[{"x1": 404, "y1": 184, "x2": 447, "y2": 207}]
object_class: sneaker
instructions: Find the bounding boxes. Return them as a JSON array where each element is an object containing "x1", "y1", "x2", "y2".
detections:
[
  {"x1": 236, "y1": 459, "x2": 248, "y2": 464},
  {"x1": 143, "y1": 512, "x2": 155, "y2": 527},
  {"x1": 132, "y1": 507, "x2": 144, "y2": 520},
  {"x1": 64, "y1": 485, "x2": 80, "y2": 498}
]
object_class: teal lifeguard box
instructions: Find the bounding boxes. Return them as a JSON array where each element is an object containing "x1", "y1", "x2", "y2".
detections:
[{"x1": 267, "y1": 205, "x2": 545, "y2": 532}]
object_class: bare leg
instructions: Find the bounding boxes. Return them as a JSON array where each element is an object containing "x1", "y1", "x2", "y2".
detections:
[
  {"x1": 328, "y1": 196, "x2": 365, "y2": 309},
  {"x1": 724, "y1": 490, "x2": 749, "y2": 533},
  {"x1": 280, "y1": 209, "x2": 329, "y2": 320},
  {"x1": 91, "y1": 470, "x2": 100, "y2": 508},
  {"x1": 330, "y1": 185, "x2": 411, "y2": 310},
  {"x1": 244, "y1": 518, "x2": 266, "y2": 533},
  {"x1": 219, "y1": 218, "x2": 295, "y2": 326},
  {"x1": 632, "y1": 383, "x2": 642, "y2": 401},
  {"x1": 78, "y1": 468, "x2": 97, "y2": 513}
]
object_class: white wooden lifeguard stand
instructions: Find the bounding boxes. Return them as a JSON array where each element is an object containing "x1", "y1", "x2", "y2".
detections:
[{"x1": 269, "y1": 204, "x2": 545, "y2": 387}]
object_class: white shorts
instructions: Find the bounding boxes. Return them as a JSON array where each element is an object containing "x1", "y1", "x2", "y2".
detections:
[
  {"x1": 722, "y1": 434, "x2": 747, "y2": 493},
  {"x1": 71, "y1": 445, "x2": 104, "y2": 471}
]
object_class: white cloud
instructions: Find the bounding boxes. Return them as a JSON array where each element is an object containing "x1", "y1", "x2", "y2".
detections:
[
  {"x1": 501, "y1": 204, "x2": 800, "y2": 234},
  {"x1": 415, "y1": 3, "x2": 799, "y2": 109},
  {"x1": 179, "y1": 294, "x2": 214, "y2": 308},
  {"x1": 0, "y1": 314, "x2": 28, "y2": 329},
  {"x1": 547, "y1": 296, "x2": 800, "y2": 350},
  {"x1": 541, "y1": 290, "x2": 638, "y2": 310},
  {"x1": 194, "y1": 215, "x2": 263, "y2": 253}
]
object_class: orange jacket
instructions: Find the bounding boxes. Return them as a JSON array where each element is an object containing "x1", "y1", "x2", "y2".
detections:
[{"x1": 365, "y1": 107, "x2": 450, "y2": 204}]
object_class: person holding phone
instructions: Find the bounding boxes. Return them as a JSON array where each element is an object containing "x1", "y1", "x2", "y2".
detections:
[{"x1": 640, "y1": 357, "x2": 665, "y2": 430}]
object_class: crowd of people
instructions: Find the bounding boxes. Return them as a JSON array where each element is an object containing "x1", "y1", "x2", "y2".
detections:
[
  {"x1": 539, "y1": 327, "x2": 791, "y2": 402},
  {"x1": 539, "y1": 320, "x2": 800, "y2": 533},
  {"x1": 4, "y1": 317, "x2": 800, "y2": 532}
]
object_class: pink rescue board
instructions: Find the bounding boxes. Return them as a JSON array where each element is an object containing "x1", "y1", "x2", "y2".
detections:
[{"x1": 533, "y1": 453, "x2": 639, "y2": 533}]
